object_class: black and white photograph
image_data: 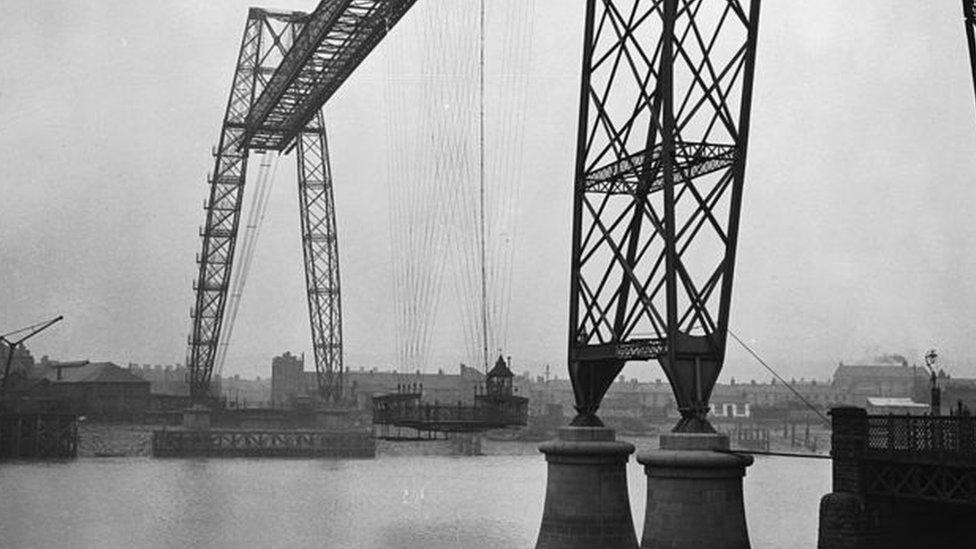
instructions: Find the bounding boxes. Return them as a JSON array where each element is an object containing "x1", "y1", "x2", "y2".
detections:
[{"x1": 1, "y1": 1, "x2": 974, "y2": 547}]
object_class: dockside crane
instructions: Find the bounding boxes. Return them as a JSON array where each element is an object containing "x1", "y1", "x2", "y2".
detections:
[{"x1": 1, "y1": 315, "x2": 64, "y2": 392}]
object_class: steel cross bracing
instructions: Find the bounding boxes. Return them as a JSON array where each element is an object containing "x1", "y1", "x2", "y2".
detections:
[
  {"x1": 189, "y1": 0, "x2": 415, "y2": 403},
  {"x1": 964, "y1": 0, "x2": 976, "y2": 114},
  {"x1": 866, "y1": 461, "x2": 976, "y2": 506},
  {"x1": 296, "y1": 114, "x2": 344, "y2": 403},
  {"x1": 243, "y1": 0, "x2": 420, "y2": 151},
  {"x1": 188, "y1": 9, "x2": 313, "y2": 402},
  {"x1": 567, "y1": 0, "x2": 761, "y2": 429}
]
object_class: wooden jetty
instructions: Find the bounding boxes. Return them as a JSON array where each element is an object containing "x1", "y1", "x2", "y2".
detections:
[{"x1": 0, "y1": 413, "x2": 78, "y2": 459}]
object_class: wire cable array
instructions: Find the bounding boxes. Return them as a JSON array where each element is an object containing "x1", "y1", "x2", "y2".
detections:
[
  {"x1": 383, "y1": 0, "x2": 535, "y2": 375},
  {"x1": 215, "y1": 152, "x2": 281, "y2": 378}
]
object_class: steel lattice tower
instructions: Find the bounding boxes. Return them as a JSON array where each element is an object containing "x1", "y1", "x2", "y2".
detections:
[
  {"x1": 189, "y1": 9, "x2": 302, "y2": 403},
  {"x1": 189, "y1": 9, "x2": 345, "y2": 403},
  {"x1": 964, "y1": 0, "x2": 976, "y2": 111},
  {"x1": 296, "y1": 114, "x2": 343, "y2": 404},
  {"x1": 568, "y1": 0, "x2": 761, "y2": 430},
  {"x1": 188, "y1": 2, "x2": 418, "y2": 404}
]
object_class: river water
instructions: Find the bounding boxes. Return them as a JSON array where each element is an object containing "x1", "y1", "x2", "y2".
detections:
[{"x1": 0, "y1": 443, "x2": 829, "y2": 548}]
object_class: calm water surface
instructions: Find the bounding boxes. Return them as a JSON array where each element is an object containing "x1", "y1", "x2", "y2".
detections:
[{"x1": 0, "y1": 446, "x2": 828, "y2": 548}]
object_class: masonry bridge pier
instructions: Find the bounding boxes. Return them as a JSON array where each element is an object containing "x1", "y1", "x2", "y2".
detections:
[{"x1": 818, "y1": 407, "x2": 976, "y2": 548}]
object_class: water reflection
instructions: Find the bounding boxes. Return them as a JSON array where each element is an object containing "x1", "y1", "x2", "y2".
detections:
[{"x1": 0, "y1": 453, "x2": 827, "y2": 548}]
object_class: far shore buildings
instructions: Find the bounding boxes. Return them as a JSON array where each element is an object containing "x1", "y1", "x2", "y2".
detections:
[
  {"x1": 271, "y1": 351, "x2": 490, "y2": 409},
  {"x1": 130, "y1": 355, "x2": 911, "y2": 419},
  {"x1": 266, "y1": 353, "x2": 971, "y2": 424},
  {"x1": 1, "y1": 351, "x2": 150, "y2": 419},
  {"x1": 7, "y1": 341, "x2": 975, "y2": 422},
  {"x1": 121, "y1": 352, "x2": 976, "y2": 423}
]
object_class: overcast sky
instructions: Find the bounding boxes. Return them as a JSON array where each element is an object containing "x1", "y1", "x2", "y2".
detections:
[{"x1": 3, "y1": 1, "x2": 976, "y2": 383}]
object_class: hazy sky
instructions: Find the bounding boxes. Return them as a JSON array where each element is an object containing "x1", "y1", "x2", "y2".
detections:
[{"x1": 3, "y1": 1, "x2": 976, "y2": 383}]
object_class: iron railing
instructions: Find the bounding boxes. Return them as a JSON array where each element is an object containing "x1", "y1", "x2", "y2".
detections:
[
  {"x1": 864, "y1": 414, "x2": 976, "y2": 463},
  {"x1": 372, "y1": 395, "x2": 528, "y2": 431}
]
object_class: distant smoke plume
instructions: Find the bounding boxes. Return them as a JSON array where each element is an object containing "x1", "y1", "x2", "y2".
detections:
[{"x1": 873, "y1": 353, "x2": 908, "y2": 366}]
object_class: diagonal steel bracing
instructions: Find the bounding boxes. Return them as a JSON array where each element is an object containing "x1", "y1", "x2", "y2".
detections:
[
  {"x1": 244, "y1": 0, "x2": 420, "y2": 151},
  {"x1": 964, "y1": 0, "x2": 976, "y2": 115},
  {"x1": 189, "y1": 0, "x2": 405, "y2": 404},
  {"x1": 296, "y1": 114, "x2": 344, "y2": 403},
  {"x1": 188, "y1": 9, "x2": 309, "y2": 403},
  {"x1": 568, "y1": 0, "x2": 761, "y2": 430}
]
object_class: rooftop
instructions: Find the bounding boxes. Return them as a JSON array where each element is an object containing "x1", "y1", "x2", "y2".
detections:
[
  {"x1": 833, "y1": 363, "x2": 917, "y2": 379},
  {"x1": 866, "y1": 397, "x2": 928, "y2": 408},
  {"x1": 44, "y1": 362, "x2": 149, "y2": 384},
  {"x1": 487, "y1": 355, "x2": 514, "y2": 379}
]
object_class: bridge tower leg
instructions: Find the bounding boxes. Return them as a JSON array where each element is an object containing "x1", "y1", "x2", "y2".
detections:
[
  {"x1": 187, "y1": 13, "x2": 264, "y2": 404},
  {"x1": 963, "y1": 0, "x2": 976, "y2": 114},
  {"x1": 633, "y1": 1, "x2": 761, "y2": 546},
  {"x1": 296, "y1": 114, "x2": 344, "y2": 404},
  {"x1": 539, "y1": 0, "x2": 762, "y2": 547},
  {"x1": 186, "y1": 9, "x2": 311, "y2": 406}
]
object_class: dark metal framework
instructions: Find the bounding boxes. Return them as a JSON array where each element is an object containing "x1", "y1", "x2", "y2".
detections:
[
  {"x1": 833, "y1": 410, "x2": 976, "y2": 506},
  {"x1": 188, "y1": 8, "x2": 306, "y2": 403},
  {"x1": 965, "y1": 1, "x2": 976, "y2": 112},
  {"x1": 296, "y1": 114, "x2": 344, "y2": 403},
  {"x1": 244, "y1": 0, "x2": 420, "y2": 151},
  {"x1": 189, "y1": 1, "x2": 419, "y2": 403},
  {"x1": 567, "y1": 0, "x2": 761, "y2": 429},
  {"x1": 1, "y1": 316, "x2": 63, "y2": 392}
]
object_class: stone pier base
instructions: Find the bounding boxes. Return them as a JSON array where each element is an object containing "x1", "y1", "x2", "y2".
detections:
[
  {"x1": 817, "y1": 492, "x2": 875, "y2": 549},
  {"x1": 536, "y1": 426, "x2": 638, "y2": 549},
  {"x1": 637, "y1": 432, "x2": 753, "y2": 548},
  {"x1": 315, "y1": 407, "x2": 354, "y2": 430},
  {"x1": 182, "y1": 405, "x2": 212, "y2": 431}
]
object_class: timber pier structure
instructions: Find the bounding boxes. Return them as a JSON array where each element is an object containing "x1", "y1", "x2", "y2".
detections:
[{"x1": 0, "y1": 412, "x2": 77, "y2": 460}]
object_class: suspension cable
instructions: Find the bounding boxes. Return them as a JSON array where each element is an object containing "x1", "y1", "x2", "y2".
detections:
[
  {"x1": 215, "y1": 152, "x2": 280, "y2": 377},
  {"x1": 727, "y1": 328, "x2": 830, "y2": 425},
  {"x1": 479, "y1": 0, "x2": 488, "y2": 374}
]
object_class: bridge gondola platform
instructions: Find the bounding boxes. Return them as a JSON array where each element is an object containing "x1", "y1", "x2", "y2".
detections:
[{"x1": 371, "y1": 356, "x2": 529, "y2": 441}]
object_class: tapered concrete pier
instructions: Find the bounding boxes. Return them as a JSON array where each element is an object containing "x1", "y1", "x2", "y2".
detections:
[
  {"x1": 536, "y1": 426, "x2": 638, "y2": 549},
  {"x1": 637, "y1": 432, "x2": 753, "y2": 548}
]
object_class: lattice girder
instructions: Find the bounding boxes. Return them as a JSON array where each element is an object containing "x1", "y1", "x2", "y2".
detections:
[
  {"x1": 866, "y1": 461, "x2": 976, "y2": 506},
  {"x1": 964, "y1": 0, "x2": 976, "y2": 117},
  {"x1": 187, "y1": 10, "x2": 307, "y2": 402},
  {"x1": 244, "y1": 0, "x2": 420, "y2": 151},
  {"x1": 296, "y1": 114, "x2": 344, "y2": 403},
  {"x1": 567, "y1": 0, "x2": 761, "y2": 428}
]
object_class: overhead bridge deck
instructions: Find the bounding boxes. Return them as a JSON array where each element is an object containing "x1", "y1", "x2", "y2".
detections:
[{"x1": 243, "y1": 0, "x2": 420, "y2": 151}]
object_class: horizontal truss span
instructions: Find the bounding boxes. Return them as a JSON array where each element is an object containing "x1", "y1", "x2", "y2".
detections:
[
  {"x1": 244, "y1": 0, "x2": 419, "y2": 151},
  {"x1": 152, "y1": 429, "x2": 374, "y2": 458},
  {"x1": 584, "y1": 141, "x2": 736, "y2": 195},
  {"x1": 571, "y1": 338, "x2": 667, "y2": 362}
]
